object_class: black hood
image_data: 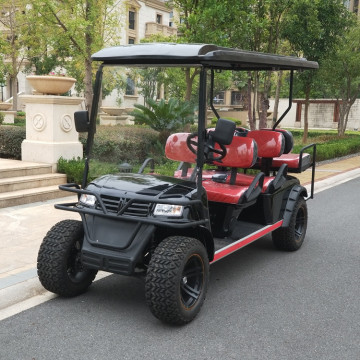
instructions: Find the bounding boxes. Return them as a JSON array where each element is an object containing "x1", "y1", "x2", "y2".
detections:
[{"x1": 86, "y1": 173, "x2": 196, "y2": 198}]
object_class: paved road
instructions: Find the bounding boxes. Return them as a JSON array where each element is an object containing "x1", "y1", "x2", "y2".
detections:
[{"x1": 0, "y1": 178, "x2": 359, "y2": 360}]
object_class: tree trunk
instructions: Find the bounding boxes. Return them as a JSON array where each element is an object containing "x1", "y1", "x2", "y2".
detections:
[
  {"x1": 337, "y1": 100, "x2": 347, "y2": 136},
  {"x1": 247, "y1": 71, "x2": 255, "y2": 130},
  {"x1": 252, "y1": 72, "x2": 259, "y2": 129},
  {"x1": 272, "y1": 70, "x2": 282, "y2": 125},
  {"x1": 258, "y1": 92, "x2": 269, "y2": 129},
  {"x1": 185, "y1": 68, "x2": 192, "y2": 101},
  {"x1": 84, "y1": 57, "x2": 93, "y2": 113},
  {"x1": 184, "y1": 68, "x2": 200, "y2": 102},
  {"x1": 259, "y1": 72, "x2": 271, "y2": 129},
  {"x1": 10, "y1": 74, "x2": 17, "y2": 111}
]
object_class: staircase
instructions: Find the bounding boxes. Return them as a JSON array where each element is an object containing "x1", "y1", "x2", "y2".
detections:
[{"x1": 0, "y1": 159, "x2": 72, "y2": 209}]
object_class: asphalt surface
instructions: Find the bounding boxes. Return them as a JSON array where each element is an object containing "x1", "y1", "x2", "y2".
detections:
[{"x1": 0, "y1": 177, "x2": 359, "y2": 360}]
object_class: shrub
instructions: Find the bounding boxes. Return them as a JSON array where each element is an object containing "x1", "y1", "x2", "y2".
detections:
[
  {"x1": 57, "y1": 157, "x2": 86, "y2": 184},
  {"x1": 79, "y1": 125, "x2": 163, "y2": 163},
  {"x1": 0, "y1": 126, "x2": 26, "y2": 159},
  {"x1": 210, "y1": 117, "x2": 242, "y2": 126},
  {"x1": 130, "y1": 98, "x2": 195, "y2": 142},
  {"x1": 290, "y1": 130, "x2": 360, "y2": 162},
  {"x1": 0, "y1": 113, "x2": 4, "y2": 126},
  {"x1": 58, "y1": 157, "x2": 123, "y2": 183}
]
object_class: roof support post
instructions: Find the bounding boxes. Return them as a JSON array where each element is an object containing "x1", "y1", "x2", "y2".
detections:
[
  {"x1": 273, "y1": 70, "x2": 294, "y2": 130},
  {"x1": 82, "y1": 64, "x2": 103, "y2": 189},
  {"x1": 196, "y1": 67, "x2": 207, "y2": 197},
  {"x1": 210, "y1": 69, "x2": 220, "y2": 120}
]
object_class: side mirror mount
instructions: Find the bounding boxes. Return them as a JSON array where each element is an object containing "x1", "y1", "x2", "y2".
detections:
[
  {"x1": 210, "y1": 118, "x2": 235, "y2": 145},
  {"x1": 74, "y1": 111, "x2": 90, "y2": 133}
]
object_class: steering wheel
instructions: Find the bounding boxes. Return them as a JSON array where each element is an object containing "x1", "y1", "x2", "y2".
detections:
[{"x1": 186, "y1": 132, "x2": 227, "y2": 162}]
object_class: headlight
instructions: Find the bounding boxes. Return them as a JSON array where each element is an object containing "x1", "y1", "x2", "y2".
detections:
[
  {"x1": 154, "y1": 204, "x2": 184, "y2": 217},
  {"x1": 79, "y1": 194, "x2": 96, "y2": 207}
]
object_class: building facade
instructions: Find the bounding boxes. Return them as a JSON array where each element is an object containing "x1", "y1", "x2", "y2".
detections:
[{"x1": 0, "y1": 0, "x2": 176, "y2": 109}]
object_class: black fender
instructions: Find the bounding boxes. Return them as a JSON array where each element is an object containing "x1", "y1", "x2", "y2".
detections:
[
  {"x1": 154, "y1": 224, "x2": 214, "y2": 262},
  {"x1": 282, "y1": 185, "x2": 307, "y2": 228},
  {"x1": 197, "y1": 225, "x2": 215, "y2": 262}
]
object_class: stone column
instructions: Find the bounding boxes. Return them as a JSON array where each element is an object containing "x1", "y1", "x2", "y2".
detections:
[{"x1": 20, "y1": 95, "x2": 85, "y2": 171}]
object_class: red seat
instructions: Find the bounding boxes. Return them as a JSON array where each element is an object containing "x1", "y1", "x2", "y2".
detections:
[
  {"x1": 166, "y1": 132, "x2": 264, "y2": 204},
  {"x1": 202, "y1": 180, "x2": 249, "y2": 204},
  {"x1": 174, "y1": 169, "x2": 275, "y2": 193},
  {"x1": 246, "y1": 130, "x2": 285, "y2": 158},
  {"x1": 165, "y1": 132, "x2": 257, "y2": 168},
  {"x1": 271, "y1": 153, "x2": 312, "y2": 172}
]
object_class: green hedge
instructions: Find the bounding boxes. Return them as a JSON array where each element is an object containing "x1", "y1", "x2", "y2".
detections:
[
  {"x1": 290, "y1": 130, "x2": 360, "y2": 162},
  {"x1": 79, "y1": 125, "x2": 163, "y2": 163},
  {"x1": 0, "y1": 126, "x2": 26, "y2": 159}
]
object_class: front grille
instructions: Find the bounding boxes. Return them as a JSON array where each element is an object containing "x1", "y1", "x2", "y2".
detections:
[
  {"x1": 100, "y1": 195, "x2": 119, "y2": 212},
  {"x1": 98, "y1": 195, "x2": 151, "y2": 217},
  {"x1": 124, "y1": 202, "x2": 151, "y2": 217}
]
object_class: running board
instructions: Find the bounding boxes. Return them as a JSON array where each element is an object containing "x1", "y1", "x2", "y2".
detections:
[{"x1": 211, "y1": 220, "x2": 283, "y2": 264}]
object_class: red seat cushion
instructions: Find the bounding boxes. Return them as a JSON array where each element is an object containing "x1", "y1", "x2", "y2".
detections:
[
  {"x1": 174, "y1": 169, "x2": 275, "y2": 193},
  {"x1": 272, "y1": 153, "x2": 311, "y2": 171},
  {"x1": 202, "y1": 180, "x2": 248, "y2": 204}
]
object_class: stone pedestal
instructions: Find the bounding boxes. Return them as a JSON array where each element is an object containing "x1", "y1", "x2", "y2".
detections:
[
  {"x1": 99, "y1": 114, "x2": 134, "y2": 126},
  {"x1": 1, "y1": 110, "x2": 16, "y2": 124},
  {"x1": 20, "y1": 95, "x2": 84, "y2": 171}
]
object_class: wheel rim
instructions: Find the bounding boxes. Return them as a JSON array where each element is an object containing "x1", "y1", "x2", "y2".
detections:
[
  {"x1": 67, "y1": 239, "x2": 87, "y2": 282},
  {"x1": 180, "y1": 254, "x2": 204, "y2": 309},
  {"x1": 295, "y1": 206, "x2": 305, "y2": 241}
]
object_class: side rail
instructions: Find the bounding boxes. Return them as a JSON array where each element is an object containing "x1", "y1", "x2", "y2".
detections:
[{"x1": 301, "y1": 143, "x2": 316, "y2": 200}]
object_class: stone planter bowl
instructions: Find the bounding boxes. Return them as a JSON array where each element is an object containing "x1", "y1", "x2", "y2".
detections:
[
  {"x1": 100, "y1": 107, "x2": 125, "y2": 116},
  {"x1": 26, "y1": 75, "x2": 76, "y2": 95},
  {"x1": 0, "y1": 102, "x2": 12, "y2": 111}
]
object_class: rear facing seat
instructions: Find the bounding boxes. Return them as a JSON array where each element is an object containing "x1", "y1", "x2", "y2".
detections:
[{"x1": 247, "y1": 128, "x2": 313, "y2": 173}]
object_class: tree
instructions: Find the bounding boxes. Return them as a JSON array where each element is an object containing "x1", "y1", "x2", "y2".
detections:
[
  {"x1": 0, "y1": 1, "x2": 29, "y2": 110},
  {"x1": 29, "y1": 0, "x2": 122, "y2": 112},
  {"x1": 320, "y1": 22, "x2": 360, "y2": 136},
  {"x1": 173, "y1": 0, "x2": 293, "y2": 129},
  {"x1": 282, "y1": 0, "x2": 351, "y2": 142}
]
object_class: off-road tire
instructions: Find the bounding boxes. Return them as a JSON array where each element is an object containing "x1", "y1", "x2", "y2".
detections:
[
  {"x1": 37, "y1": 219, "x2": 97, "y2": 297},
  {"x1": 272, "y1": 197, "x2": 308, "y2": 251},
  {"x1": 145, "y1": 236, "x2": 209, "y2": 325}
]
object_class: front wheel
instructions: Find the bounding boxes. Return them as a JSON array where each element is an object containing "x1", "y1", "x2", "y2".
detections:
[
  {"x1": 145, "y1": 236, "x2": 209, "y2": 325},
  {"x1": 272, "y1": 196, "x2": 308, "y2": 251},
  {"x1": 37, "y1": 219, "x2": 97, "y2": 297}
]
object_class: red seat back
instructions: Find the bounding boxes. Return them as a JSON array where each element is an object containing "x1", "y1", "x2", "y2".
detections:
[
  {"x1": 246, "y1": 130, "x2": 284, "y2": 158},
  {"x1": 165, "y1": 133, "x2": 257, "y2": 168}
]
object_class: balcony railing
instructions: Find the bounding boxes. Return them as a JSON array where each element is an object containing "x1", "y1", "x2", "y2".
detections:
[{"x1": 145, "y1": 22, "x2": 178, "y2": 37}]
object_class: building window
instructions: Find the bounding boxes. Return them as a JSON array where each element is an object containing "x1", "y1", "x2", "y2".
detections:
[
  {"x1": 129, "y1": 11, "x2": 135, "y2": 30},
  {"x1": 213, "y1": 91, "x2": 225, "y2": 105},
  {"x1": 231, "y1": 91, "x2": 242, "y2": 106},
  {"x1": 128, "y1": 37, "x2": 135, "y2": 44},
  {"x1": 126, "y1": 77, "x2": 135, "y2": 96},
  {"x1": 169, "y1": 11, "x2": 174, "y2": 26},
  {"x1": 156, "y1": 14, "x2": 162, "y2": 24}
]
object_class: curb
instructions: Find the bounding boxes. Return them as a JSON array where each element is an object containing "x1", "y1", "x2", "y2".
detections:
[{"x1": 0, "y1": 271, "x2": 110, "y2": 321}]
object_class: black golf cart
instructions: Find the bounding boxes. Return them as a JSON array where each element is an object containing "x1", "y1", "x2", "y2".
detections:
[{"x1": 37, "y1": 43, "x2": 318, "y2": 325}]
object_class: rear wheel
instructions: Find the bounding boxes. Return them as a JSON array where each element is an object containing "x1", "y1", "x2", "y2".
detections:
[
  {"x1": 145, "y1": 236, "x2": 209, "y2": 325},
  {"x1": 37, "y1": 220, "x2": 97, "y2": 297},
  {"x1": 272, "y1": 197, "x2": 308, "y2": 251}
]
